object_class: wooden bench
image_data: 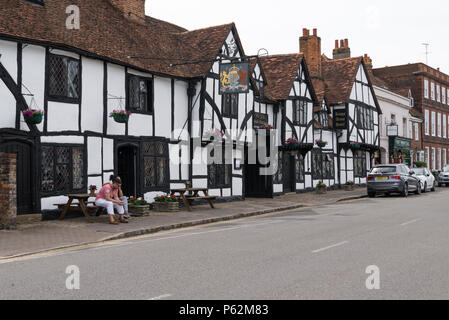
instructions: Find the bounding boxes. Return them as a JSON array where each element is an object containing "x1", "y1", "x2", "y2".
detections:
[{"x1": 54, "y1": 202, "x2": 98, "y2": 214}]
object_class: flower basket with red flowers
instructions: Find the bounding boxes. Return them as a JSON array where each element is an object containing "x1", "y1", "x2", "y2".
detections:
[
  {"x1": 110, "y1": 110, "x2": 131, "y2": 123},
  {"x1": 128, "y1": 196, "x2": 151, "y2": 216},
  {"x1": 153, "y1": 194, "x2": 179, "y2": 212},
  {"x1": 22, "y1": 108, "x2": 44, "y2": 124}
]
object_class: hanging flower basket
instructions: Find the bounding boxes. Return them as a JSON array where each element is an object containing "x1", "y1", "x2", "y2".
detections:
[
  {"x1": 260, "y1": 123, "x2": 274, "y2": 131},
  {"x1": 23, "y1": 108, "x2": 44, "y2": 124},
  {"x1": 110, "y1": 110, "x2": 131, "y2": 123},
  {"x1": 350, "y1": 142, "x2": 361, "y2": 149},
  {"x1": 315, "y1": 139, "x2": 328, "y2": 148},
  {"x1": 202, "y1": 129, "x2": 224, "y2": 146}
]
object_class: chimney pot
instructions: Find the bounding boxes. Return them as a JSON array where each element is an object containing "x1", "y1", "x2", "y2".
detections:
[
  {"x1": 313, "y1": 28, "x2": 317, "y2": 36},
  {"x1": 340, "y1": 40, "x2": 345, "y2": 48},
  {"x1": 344, "y1": 39, "x2": 349, "y2": 48},
  {"x1": 335, "y1": 40, "x2": 339, "y2": 49}
]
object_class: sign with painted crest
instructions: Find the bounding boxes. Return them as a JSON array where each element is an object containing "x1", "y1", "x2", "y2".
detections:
[{"x1": 219, "y1": 62, "x2": 249, "y2": 95}]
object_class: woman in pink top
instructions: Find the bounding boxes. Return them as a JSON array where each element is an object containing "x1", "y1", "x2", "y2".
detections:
[{"x1": 95, "y1": 176, "x2": 128, "y2": 225}]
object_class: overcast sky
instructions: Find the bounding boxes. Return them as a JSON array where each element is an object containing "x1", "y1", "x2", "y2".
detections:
[{"x1": 147, "y1": 0, "x2": 449, "y2": 73}]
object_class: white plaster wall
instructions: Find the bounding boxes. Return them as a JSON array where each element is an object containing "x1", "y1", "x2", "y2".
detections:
[
  {"x1": 41, "y1": 196, "x2": 68, "y2": 210},
  {"x1": 41, "y1": 135, "x2": 84, "y2": 144},
  {"x1": 193, "y1": 179, "x2": 208, "y2": 189},
  {"x1": 154, "y1": 76, "x2": 172, "y2": 138},
  {"x1": 87, "y1": 136, "x2": 102, "y2": 175},
  {"x1": 47, "y1": 102, "x2": 79, "y2": 131},
  {"x1": 0, "y1": 81, "x2": 16, "y2": 128},
  {"x1": 107, "y1": 64, "x2": 126, "y2": 135},
  {"x1": 273, "y1": 184, "x2": 283, "y2": 194},
  {"x1": 81, "y1": 57, "x2": 103, "y2": 133},
  {"x1": 169, "y1": 144, "x2": 180, "y2": 181},
  {"x1": 232, "y1": 178, "x2": 242, "y2": 196},
  {"x1": 180, "y1": 143, "x2": 189, "y2": 180},
  {"x1": 103, "y1": 171, "x2": 114, "y2": 185},
  {"x1": 128, "y1": 113, "x2": 152, "y2": 136},
  {"x1": 88, "y1": 176, "x2": 103, "y2": 193},
  {"x1": 0, "y1": 40, "x2": 17, "y2": 81},
  {"x1": 103, "y1": 138, "x2": 114, "y2": 171},
  {"x1": 22, "y1": 44, "x2": 46, "y2": 132},
  {"x1": 222, "y1": 188, "x2": 231, "y2": 197}
]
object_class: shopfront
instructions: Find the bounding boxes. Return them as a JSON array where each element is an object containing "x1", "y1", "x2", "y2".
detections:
[{"x1": 389, "y1": 137, "x2": 412, "y2": 165}]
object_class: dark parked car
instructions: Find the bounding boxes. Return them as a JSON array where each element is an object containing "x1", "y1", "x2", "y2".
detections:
[
  {"x1": 437, "y1": 166, "x2": 449, "y2": 187},
  {"x1": 367, "y1": 164, "x2": 421, "y2": 198}
]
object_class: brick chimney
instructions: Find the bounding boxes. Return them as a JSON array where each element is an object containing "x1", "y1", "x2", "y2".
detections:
[
  {"x1": 363, "y1": 54, "x2": 373, "y2": 71},
  {"x1": 299, "y1": 28, "x2": 322, "y2": 78},
  {"x1": 109, "y1": 0, "x2": 146, "y2": 23},
  {"x1": 333, "y1": 38, "x2": 351, "y2": 59}
]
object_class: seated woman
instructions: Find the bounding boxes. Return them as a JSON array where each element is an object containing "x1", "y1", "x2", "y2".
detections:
[
  {"x1": 95, "y1": 176, "x2": 128, "y2": 225},
  {"x1": 103, "y1": 175, "x2": 131, "y2": 219}
]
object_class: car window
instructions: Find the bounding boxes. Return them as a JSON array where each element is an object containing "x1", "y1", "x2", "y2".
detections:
[
  {"x1": 371, "y1": 167, "x2": 397, "y2": 174},
  {"x1": 443, "y1": 166, "x2": 449, "y2": 172},
  {"x1": 414, "y1": 168, "x2": 426, "y2": 175},
  {"x1": 401, "y1": 166, "x2": 409, "y2": 174}
]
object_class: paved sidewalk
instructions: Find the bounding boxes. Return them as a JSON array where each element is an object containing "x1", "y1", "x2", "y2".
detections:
[{"x1": 0, "y1": 188, "x2": 366, "y2": 259}]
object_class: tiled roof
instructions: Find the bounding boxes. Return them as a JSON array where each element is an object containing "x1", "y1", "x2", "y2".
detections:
[
  {"x1": 258, "y1": 53, "x2": 304, "y2": 101},
  {"x1": 321, "y1": 56, "x2": 362, "y2": 104},
  {"x1": 0, "y1": 0, "x2": 235, "y2": 79}
]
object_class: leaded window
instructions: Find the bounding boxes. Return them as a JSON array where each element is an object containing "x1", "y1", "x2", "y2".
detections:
[
  {"x1": 222, "y1": 94, "x2": 238, "y2": 118},
  {"x1": 312, "y1": 150, "x2": 334, "y2": 180},
  {"x1": 354, "y1": 150, "x2": 367, "y2": 178},
  {"x1": 314, "y1": 111, "x2": 329, "y2": 128},
  {"x1": 273, "y1": 151, "x2": 283, "y2": 184},
  {"x1": 356, "y1": 106, "x2": 374, "y2": 130},
  {"x1": 295, "y1": 153, "x2": 305, "y2": 183},
  {"x1": 128, "y1": 75, "x2": 153, "y2": 114},
  {"x1": 41, "y1": 145, "x2": 85, "y2": 195},
  {"x1": 143, "y1": 141, "x2": 168, "y2": 190},
  {"x1": 293, "y1": 100, "x2": 308, "y2": 126},
  {"x1": 208, "y1": 148, "x2": 232, "y2": 188},
  {"x1": 48, "y1": 54, "x2": 80, "y2": 101}
]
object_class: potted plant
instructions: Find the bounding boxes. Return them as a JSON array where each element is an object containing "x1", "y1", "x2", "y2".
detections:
[
  {"x1": 316, "y1": 180, "x2": 327, "y2": 194},
  {"x1": 344, "y1": 180, "x2": 355, "y2": 191},
  {"x1": 153, "y1": 194, "x2": 179, "y2": 212},
  {"x1": 414, "y1": 161, "x2": 427, "y2": 168},
  {"x1": 350, "y1": 141, "x2": 361, "y2": 149},
  {"x1": 315, "y1": 139, "x2": 328, "y2": 148},
  {"x1": 88, "y1": 185, "x2": 97, "y2": 197},
  {"x1": 128, "y1": 197, "x2": 151, "y2": 216},
  {"x1": 284, "y1": 137, "x2": 299, "y2": 150},
  {"x1": 261, "y1": 123, "x2": 274, "y2": 130},
  {"x1": 110, "y1": 110, "x2": 131, "y2": 123},
  {"x1": 22, "y1": 108, "x2": 44, "y2": 124}
]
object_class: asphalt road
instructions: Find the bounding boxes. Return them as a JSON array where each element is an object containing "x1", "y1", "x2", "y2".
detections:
[{"x1": 1, "y1": 188, "x2": 449, "y2": 300}]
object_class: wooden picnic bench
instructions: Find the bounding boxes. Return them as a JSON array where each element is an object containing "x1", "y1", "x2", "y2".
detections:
[
  {"x1": 58, "y1": 194, "x2": 98, "y2": 223},
  {"x1": 170, "y1": 188, "x2": 216, "y2": 212}
]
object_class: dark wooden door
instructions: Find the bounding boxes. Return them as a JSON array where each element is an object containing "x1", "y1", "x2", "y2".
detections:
[
  {"x1": 117, "y1": 145, "x2": 137, "y2": 197},
  {"x1": 244, "y1": 144, "x2": 273, "y2": 198},
  {"x1": 0, "y1": 141, "x2": 33, "y2": 214},
  {"x1": 283, "y1": 154, "x2": 295, "y2": 193}
]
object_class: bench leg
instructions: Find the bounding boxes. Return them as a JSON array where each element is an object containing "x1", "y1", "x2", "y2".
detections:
[
  {"x1": 59, "y1": 198, "x2": 73, "y2": 220},
  {"x1": 79, "y1": 201, "x2": 93, "y2": 223},
  {"x1": 182, "y1": 194, "x2": 192, "y2": 212}
]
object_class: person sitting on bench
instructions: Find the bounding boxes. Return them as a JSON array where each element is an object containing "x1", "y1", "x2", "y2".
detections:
[
  {"x1": 95, "y1": 176, "x2": 128, "y2": 225},
  {"x1": 103, "y1": 175, "x2": 131, "y2": 219}
]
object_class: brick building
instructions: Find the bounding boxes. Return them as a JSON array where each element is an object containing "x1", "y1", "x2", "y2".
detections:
[{"x1": 373, "y1": 64, "x2": 449, "y2": 170}]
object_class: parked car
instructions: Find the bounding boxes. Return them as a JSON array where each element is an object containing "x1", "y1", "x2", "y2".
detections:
[
  {"x1": 438, "y1": 166, "x2": 449, "y2": 187},
  {"x1": 412, "y1": 167, "x2": 436, "y2": 192},
  {"x1": 367, "y1": 164, "x2": 421, "y2": 198}
]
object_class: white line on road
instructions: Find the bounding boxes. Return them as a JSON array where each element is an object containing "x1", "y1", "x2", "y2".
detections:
[
  {"x1": 400, "y1": 219, "x2": 422, "y2": 227},
  {"x1": 312, "y1": 241, "x2": 349, "y2": 254},
  {"x1": 148, "y1": 294, "x2": 172, "y2": 300}
]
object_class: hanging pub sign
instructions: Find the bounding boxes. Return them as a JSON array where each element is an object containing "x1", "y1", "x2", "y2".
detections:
[
  {"x1": 333, "y1": 109, "x2": 348, "y2": 129},
  {"x1": 219, "y1": 62, "x2": 249, "y2": 95},
  {"x1": 253, "y1": 112, "x2": 269, "y2": 129}
]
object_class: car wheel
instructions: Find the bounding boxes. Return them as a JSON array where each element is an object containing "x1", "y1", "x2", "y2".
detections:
[
  {"x1": 415, "y1": 183, "x2": 421, "y2": 195},
  {"x1": 402, "y1": 183, "x2": 409, "y2": 197},
  {"x1": 431, "y1": 182, "x2": 436, "y2": 192},
  {"x1": 368, "y1": 192, "x2": 376, "y2": 198}
]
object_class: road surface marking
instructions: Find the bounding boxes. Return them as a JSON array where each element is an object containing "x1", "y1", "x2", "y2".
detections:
[
  {"x1": 148, "y1": 294, "x2": 172, "y2": 300},
  {"x1": 400, "y1": 219, "x2": 422, "y2": 227},
  {"x1": 312, "y1": 241, "x2": 349, "y2": 254}
]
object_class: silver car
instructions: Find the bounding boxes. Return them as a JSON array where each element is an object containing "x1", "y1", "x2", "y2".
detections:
[
  {"x1": 438, "y1": 166, "x2": 449, "y2": 187},
  {"x1": 367, "y1": 164, "x2": 421, "y2": 198}
]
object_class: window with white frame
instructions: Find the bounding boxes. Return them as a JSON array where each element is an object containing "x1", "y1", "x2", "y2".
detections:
[
  {"x1": 403, "y1": 118, "x2": 407, "y2": 137},
  {"x1": 444, "y1": 149, "x2": 447, "y2": 167},
  {"x1": 438, "y1": 113, "x2": 442, "y2": 137},
  {"x1": 425, "y1": 110, "x2": 429, "y2": 135},
  {"x1": 431, "y1": 111, "x2": 436, "y2": 136},
  {"x1": 425, "y1": 147, "x2": 430, "y2": 169},
  {"x1": 414, "y1": 123, "x2": 419, "y2": 141},
  {"x1": 424, "y1": 79, "x2": 429, "y2": 99},
  {"x1": 437, "y1": 84, "x2": 441, "y2": 102},
  {"x1": 409, "y1": 120, "x2": 413, "y2": 139},
  {"x1": 447, "y1": 88, "x2": 449, "y2": 105},
  {"x1": 419, "y1": 151, "x2": 424, "y2": 162},
  {"x1": 438, "y1": 148, "x2": 442, "y2": 170},
  {"x1": 431, "y1": 82, "x2": 435, "y2": 100},
  {"x1": 443, "y1": 87, "x2": 447, "y2": 104},
  {"x1": 443, "y1": 114, "x2": 447, "y2": 138},
  {"x1": 432, "y1": 147, "x2": 436, "y2": 170}
]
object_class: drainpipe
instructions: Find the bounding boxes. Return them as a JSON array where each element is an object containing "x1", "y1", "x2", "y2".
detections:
[{"x1": 187, "y1": 80, "x2": 198, "y2": 184}]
